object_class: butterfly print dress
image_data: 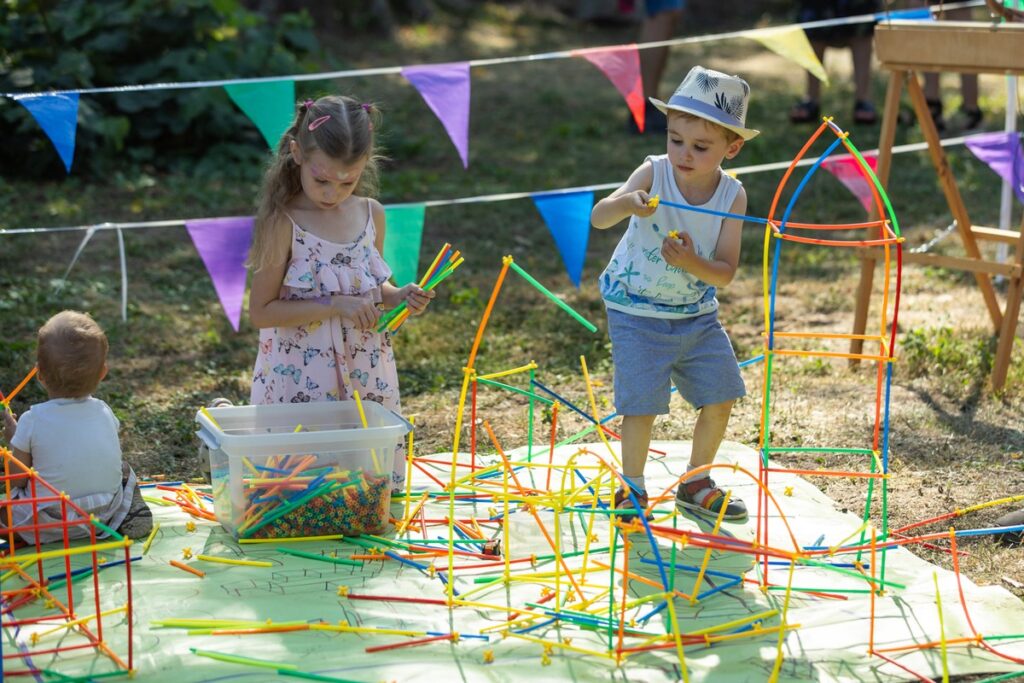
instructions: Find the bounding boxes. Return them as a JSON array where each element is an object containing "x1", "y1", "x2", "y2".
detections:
[{"x1": 251, "y1": 205, "x2": 401, "y2": 435}]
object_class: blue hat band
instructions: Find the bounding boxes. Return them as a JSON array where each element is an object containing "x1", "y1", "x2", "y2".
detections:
[{"x1": 665, "y1": 94, "x2": 742, "y2": 128}]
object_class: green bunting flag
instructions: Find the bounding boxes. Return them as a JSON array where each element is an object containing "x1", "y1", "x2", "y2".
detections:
[
  {"x1": 224, "y1": 79, "x2": 295, "y2": 149},
  {"x1": 382, "y1": 204, "x2": 426, "y2": 287}
]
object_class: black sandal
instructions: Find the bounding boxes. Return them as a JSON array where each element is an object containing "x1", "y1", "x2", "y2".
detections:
[
  {"x1": 961, "y1": 105, "x2": 983, "y2": 130},
  {"x1": 926, "y1": 98, "x2": 945, "y2": 132},
  {"x1": 853, "y1": 100, "x2": 877, "y2": 125},
  {"x1": 789, "y1": 99, "x2": 820, "y2": 124}
]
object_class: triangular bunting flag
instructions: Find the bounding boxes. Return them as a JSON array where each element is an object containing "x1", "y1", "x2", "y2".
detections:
[
  {"x1": 401, "y1": 62, "x2": 471, "y2": 168},
  {"x1": 822, "y1": 152, "x2": 879, "y2": 213},
  {"x1": 531, "y1": 191, "x2": 594, "y2": 288},
  {"x1": 382, "y1": 204, "x2": 426, "y2": 287},
  {"x1": 965, "y1": 132, "x2": 1024, "y2": 204},
  {"x1": 749, "y1": 27, "x2": 829, "y2": 85},
  {"x1": 185, "y1": 216, "x2": 255, "y2": 332},
  {"x1": 224, "y1": 79, "x2": 295, "y2": 149},
  {"x1": 14, "y1": 93, "x2": 80, "y2": 173},
  {"x1": 575, "y1": 45, "x2": 644, "y2": 133}
]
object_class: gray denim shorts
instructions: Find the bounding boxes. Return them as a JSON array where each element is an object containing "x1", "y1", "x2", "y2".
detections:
[{"x1": 607, "y1": 307, "x2": 745, "y2": 414}]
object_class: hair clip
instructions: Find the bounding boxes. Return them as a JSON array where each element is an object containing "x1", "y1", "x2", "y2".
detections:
[
  {"x1": 361, "y1": 103, "x2": 371, "y2": 113},
  {"x1": 308, "y1": 115, "x2": 331, "y2": 131},
  {"x1": 303, "y1": 99, "x2": 315, "y2": 109}
]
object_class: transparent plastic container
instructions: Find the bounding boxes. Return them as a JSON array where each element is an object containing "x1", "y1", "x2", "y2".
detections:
[{"x1": 195, "y1": 401, "x2": 410, "y2": 539}]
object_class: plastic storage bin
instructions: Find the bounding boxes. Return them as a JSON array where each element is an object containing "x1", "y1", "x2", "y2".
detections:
[{"x1": 195, "y1": 401, "x2": 410, "y2": 539}]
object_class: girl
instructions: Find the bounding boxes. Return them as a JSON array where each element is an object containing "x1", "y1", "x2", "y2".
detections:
[{"x1": 248, "y1": 95, "x2": 433, "y2": 490}]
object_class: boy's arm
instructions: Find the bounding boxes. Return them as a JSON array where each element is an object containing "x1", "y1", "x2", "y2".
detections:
[
  {"x1": 661, "y1": 188, "x2": 746, "y2": 287},
  {"x1": 591, "y1": 162, "x2": 656, "y2": 229}
]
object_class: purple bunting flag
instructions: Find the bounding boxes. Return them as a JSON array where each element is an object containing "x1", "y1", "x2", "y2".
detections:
[
  {"x1": 402, "y1": 62, "x2": 471, "y2": 168},
  {"x1": 965, "y1": 132, "x2": 1024, "y2": 204},
  {"x1": 14, "y1": 93, "x2": 80, "y2": 173},
  {"x1": 186, "y1": 216, "x2": 255, "y2": 332},
  {"x1": 531, "y1": 190, "x2": 594, "y2": 288}
]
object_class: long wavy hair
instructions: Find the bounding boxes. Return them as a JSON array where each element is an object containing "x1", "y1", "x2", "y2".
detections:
[{"x1": 249, "y1": 95, "x2": 382, "y2": 271}]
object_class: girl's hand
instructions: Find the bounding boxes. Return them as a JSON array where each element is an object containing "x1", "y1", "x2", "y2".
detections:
[
  {"x1": 332, "y1": 293, "x2": 381, "y2": 329},
  {"x1": 3, "y1": 407, "x2": 16, "y2": 442},
  {"x1": 628, "y1": 190, "x2": 657, "y2": 219},
  {"x1": 662, "y1": 231, "x2": 696, "y2": 269},
  {"x1": 401, "y1": 284, "x2": 436, "y2": 316}
]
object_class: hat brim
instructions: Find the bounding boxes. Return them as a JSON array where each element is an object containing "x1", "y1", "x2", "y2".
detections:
[{"x1": 650, "y1": 97, "x2": 760, "y2": 141}]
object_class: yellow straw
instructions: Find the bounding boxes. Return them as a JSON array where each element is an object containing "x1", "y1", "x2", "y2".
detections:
[
  {"x1": 34, "y1": 605, "x2": 128, "y2": 640},
  {"x1": 141, "y1": 522, "x2": 161, "y2": 554},
  {"x1": 239, "y1": 534, "x2": 346, "y2": 544},
  {"x1": 199, "y1": 406, "x2": 222, "y2": 429},
  {"x1": 11, "y1": 539, "x2": 128, "y2": 564},
  {"x1": 934, "y1": 571, "x2": 950, "y2": 682},
  {"x1": 195, "y1": 554, "x2": 273, "y2": 568},
  {"x1": 352, "y1": 391, "x2": 382, "y2": 474},
  {"x1": 418, "y1": 243, "x2": 450, "y2": 288},
  {"x1": 403, "y1": 416, "x2": 415, "y2": 522}
]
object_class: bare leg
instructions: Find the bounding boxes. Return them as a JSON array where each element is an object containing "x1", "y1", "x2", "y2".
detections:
[
  {"x1": 620, "y1": 414, "x2": 656, "y2": 478},
  {"x1": 687, "y1": 400, "x2": 734, "y2": 469},
  {"x1": 638, "y1": 10, "x2": 681, "y2": 100},
  {"x1": 850, "y1": 35, "x2": 872, "y2": 103},
  {"x1": 806, "y1": 42, "x2": 827, "y2": 103}
]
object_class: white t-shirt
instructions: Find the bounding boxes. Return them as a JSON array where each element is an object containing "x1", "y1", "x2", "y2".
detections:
[{"x1": 10, "y1": 397, "x2": 122, "y2": 498}]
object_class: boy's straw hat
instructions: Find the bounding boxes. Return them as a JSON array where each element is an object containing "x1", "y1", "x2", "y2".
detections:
[{"x1": 650, "y1": 66, "x2": 760, "y2": 140}]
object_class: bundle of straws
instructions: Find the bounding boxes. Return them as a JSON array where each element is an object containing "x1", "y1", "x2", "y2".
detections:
[{"x1": 377, "y1": 243, "x2": 462, "y2": 333}]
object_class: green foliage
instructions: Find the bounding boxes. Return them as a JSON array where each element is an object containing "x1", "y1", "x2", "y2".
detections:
[
  {"x1": 900, "y1": 326, "x2": 994, "y2": 391},
  {"x1": 0, "y1": 0, "x2": 321, "y2": 179}
]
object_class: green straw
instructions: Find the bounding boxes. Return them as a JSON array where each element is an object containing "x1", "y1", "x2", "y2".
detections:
[
  {"x1": 191, "y1": 647, "x2": 297, "y2": 671},
  {"x1": 90, "y1": 518, "x2": 124, "y2": 541},
  {"x1": 377, "y1": 259, "x2": 461, "y2": 331},
  {"x1": 276, "y1": 547, "x2": 362, "y2": 567},
  {"x1": 239, "y1": 481, "x2": 341, "y2": 539},
  {"x1": 507, "y1": 260, "x2": 597, "y2": 333},
  {"x1": 278, "y1": 669, "x2": 364, "y2": 682}
]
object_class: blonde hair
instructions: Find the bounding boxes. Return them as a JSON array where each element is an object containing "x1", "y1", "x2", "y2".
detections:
[
  {"x1": 669, "y1": 110, "x2": 742, "y2": 143},
  {"x1": 37, "y1": 311, "x2": 108, "y2": 398},
  {"x1": 249, "y1": 95, "x2": 382, "y2": 271}
]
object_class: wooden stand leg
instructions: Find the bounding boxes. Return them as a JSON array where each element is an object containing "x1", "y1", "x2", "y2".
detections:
[
  {"x1": 851, "y1": 71, "x2": 902, "y2": 365},
  {"x1": 851, "y1": 257, "x2": 876, "y2": 365},
  {"x1": 992, "y1": 276, "x2": 1022, "y2": 392}
]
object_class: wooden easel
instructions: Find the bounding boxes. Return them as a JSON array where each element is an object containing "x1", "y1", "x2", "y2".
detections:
[{"x1": 851, "y1": 20, "x2": 1024, "y2": 391}]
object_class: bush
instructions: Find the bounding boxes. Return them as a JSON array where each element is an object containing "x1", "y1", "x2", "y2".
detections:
[{"x1": 0, "y1": 0, "x2": 321, "y2": 178}]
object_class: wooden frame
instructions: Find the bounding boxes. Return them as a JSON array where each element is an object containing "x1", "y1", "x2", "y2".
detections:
[{"x1": 851, "y1": 21, "x2": 1024, "y2": 391}]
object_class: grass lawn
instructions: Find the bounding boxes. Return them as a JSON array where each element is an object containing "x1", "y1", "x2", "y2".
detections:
[{"x1": 1, "y1": 2, "x2": 1022, "y2": 603}]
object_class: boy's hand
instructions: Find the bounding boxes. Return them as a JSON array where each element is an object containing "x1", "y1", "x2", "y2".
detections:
[
  {"x1": 401, "y1": 284, "x2": 436, "y2": 316},
  {"x1": 662, "y1": 231, "x2": 696, "y2": 269},
  {"x1": 626, "y1": 191, "x2": 657, "y2": 219},
  {"x1": 3, "y1": 407, "x2": 16, "y2": 442}
]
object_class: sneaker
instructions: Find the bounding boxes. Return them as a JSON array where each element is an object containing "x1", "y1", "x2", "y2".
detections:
[
  {"x1": 675, "y1": 477, "x2": 747, "y2": 521},
  {"x1": 613, "y1": 486, "x2": 653, "y2": 522}
]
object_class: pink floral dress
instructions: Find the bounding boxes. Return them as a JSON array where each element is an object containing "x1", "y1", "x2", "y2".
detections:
[{"x1": 251, "y1": 204, "x2": 403, "y2": 482}]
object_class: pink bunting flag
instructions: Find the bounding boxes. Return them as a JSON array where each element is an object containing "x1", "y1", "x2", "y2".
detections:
[
  {"x1": 822, "y1": 151, "x2": 879, "y2": 213},
  {"x1": 401, "y1": 62, "x2": 471, "y2": 168},
  {"x1": 965, "y1": 131, "x2": 1024, "y2": 204},
  {"x1": 574, "y1": 45, "x2": 644, "y2": 133},
  {"x1": 185, "y1": 216, "x2": 255, "y2": 332}
]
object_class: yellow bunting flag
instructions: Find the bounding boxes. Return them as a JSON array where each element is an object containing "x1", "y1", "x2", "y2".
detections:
[{"x1": 748, "y1": 26, "x2": 829, "y2": 85}]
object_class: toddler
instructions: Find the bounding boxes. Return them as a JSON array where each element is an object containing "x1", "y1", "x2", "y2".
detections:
[{"x1": 2, "y1": 311, "x2": 152, "y2": 543}]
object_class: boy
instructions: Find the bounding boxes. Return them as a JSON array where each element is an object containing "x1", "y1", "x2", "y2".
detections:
[
  {"x1": 2, "y1": 311, "x2": 152, "y2": 543},
  {"x1": 591, "y1": 65, "x2": 758, "y2": 521}
]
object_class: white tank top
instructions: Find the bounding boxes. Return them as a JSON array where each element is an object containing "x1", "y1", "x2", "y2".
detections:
[{"x1": 599, "y1": 155, "x2": 742, "y2": 318}]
